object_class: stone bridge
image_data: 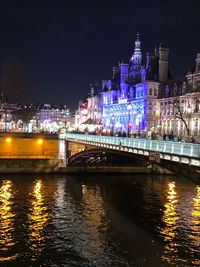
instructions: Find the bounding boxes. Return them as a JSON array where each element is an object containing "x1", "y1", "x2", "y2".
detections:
[{"x1": 63, "y1": 133, "x2": 200, "y2": 181}]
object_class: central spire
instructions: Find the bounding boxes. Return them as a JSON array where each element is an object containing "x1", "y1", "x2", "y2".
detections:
[{"x1": 130, "y1": 33, "x2": 142, "y2": 67}]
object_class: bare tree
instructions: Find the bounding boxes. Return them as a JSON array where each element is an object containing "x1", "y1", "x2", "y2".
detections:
[
  {"x1": 1, "y1": 58, "x2": 28, "y2": 104},
  {"x1": 12, "y1": 107, "x2": 37, "y2": 130},
  {"x1": 172, "y1": 97, "x2": 190, "y2": 135},
  {"x1": 172, "y1": 87, "x2": 200, "y2": 136}
]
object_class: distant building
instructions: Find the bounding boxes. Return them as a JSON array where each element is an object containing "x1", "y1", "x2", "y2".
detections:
[
  {"x1": 39, "y1": 103, "x2": 72, "y2": 132},
  {"x1": 75, "y1": 83, "x2": 101, "y2": 130}
]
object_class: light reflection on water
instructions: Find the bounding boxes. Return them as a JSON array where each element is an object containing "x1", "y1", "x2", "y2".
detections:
[
  {"x1": 190, "y1": 185, "x2": 200, "y2": 265},
  {"x1": 159, "y1": 182, "x2": 180, "y2": 264},
  {"x1": 0, "y1": 180, "x2": 18, "y2": 262},
  {"x1": 28, "y1": 179, "x2": 49, "y2": 260},
  {"x1": 0, "y1": 174, "x2": 199, "y2": 266}
]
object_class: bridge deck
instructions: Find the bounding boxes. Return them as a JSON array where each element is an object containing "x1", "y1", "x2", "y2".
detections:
[{"x1": 66, "y1": 133, "x2": 200, "y2": 159}]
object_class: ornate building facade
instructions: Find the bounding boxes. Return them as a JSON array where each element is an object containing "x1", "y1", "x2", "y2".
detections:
[{"x1": 100, "y1": 34, "x2": 200, "y2": 141}]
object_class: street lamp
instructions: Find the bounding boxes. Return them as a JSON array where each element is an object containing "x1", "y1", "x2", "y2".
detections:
[
  {"x1": 138, "y1": 113, "x2": 141, "y2": 137},
  {"x1": 187, "y1": 105, "x2": 192, "y2": 136},
  {"x1": 187, "y1": 105, "x2": 191, "y2": 113},
  {"x1": 156, "y1": 109, "x2": 161, "y2": 136},
  {"x1": 111, "y1": 116, "x2": 114, "y2": 136},
  {"x1": 127, "y1": 103, "x2": 132, "y2": 138}
]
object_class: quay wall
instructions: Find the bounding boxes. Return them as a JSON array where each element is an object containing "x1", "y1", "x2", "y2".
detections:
[
  {"x1": 0, "y1": 133, "x2": 59, "y2": 173},
  {"x1": 0, "y1": 135, "x2": 58, "y2": 157},
  {"x1": 0, "y1": 159, "x2": 59, "y2": 173}
]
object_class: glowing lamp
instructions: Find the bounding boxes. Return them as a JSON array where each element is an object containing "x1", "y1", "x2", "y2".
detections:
[
  {"x1": 81, "y1": 109, "x2": 87, "y2": 115},
  {"x1": 187, "y1": 106, "x2": 191, "y2": 113},
  {"x1": 127, "y1": 103, "x2": 132, "y2": 110},
  {"x1": 6, "y1": 137, "x2": 12, "y2": 143},
  {"x1": 37, "y1": 139, "x2": 43, "y2": 144}
]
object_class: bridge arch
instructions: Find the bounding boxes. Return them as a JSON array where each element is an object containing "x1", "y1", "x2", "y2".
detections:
[{"x1": 67, "y1": 148, "x2": 147, "y2": 166}]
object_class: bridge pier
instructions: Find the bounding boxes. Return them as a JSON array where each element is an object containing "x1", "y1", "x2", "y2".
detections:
[{"x1": 58, "y1": 129, "x2": 67, "y2": 167}]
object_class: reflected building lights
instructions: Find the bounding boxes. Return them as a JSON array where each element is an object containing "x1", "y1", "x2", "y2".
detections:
[
  {"x1": 0, "y1": 180, "x2": 18, "y2": 262},
  {"x1": 28, "y1": 180, "x2": 48, "y2": 259},
  {"x1": 81, "y1": 186, "x2": 106, "y2": 251},
  {"x1": 54, "y1": 179, "x2": 66, "y2": 209},
  {"x1": 81, "y1": 184, "x2": 87, "y2": 195},
  {"x1": 160, "y1": 182, "x2": 180, "y2": 264},
  {"x1": 190, "y1": 185, "x2": 200, "y2": 265}
]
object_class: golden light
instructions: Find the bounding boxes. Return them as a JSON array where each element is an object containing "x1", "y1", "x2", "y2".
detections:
[
  {"x1": 155, "y1": 109, "x2": 160, "y2": 117},
  {"x1": 5, "y1": 138, "x2": 12, "y2": 143},
  {"x1": 37, "y1": 139, "x2": 43, "y2": 144},
  {"x1": 160, "y1": 182, "x2": 180, "y2": 263},
  {"x1": 28, "y1": 180, "x2": 48, "y2": 254},
  {"x1": 0, "y1": 180, "x2": 16, "y2": 261}
]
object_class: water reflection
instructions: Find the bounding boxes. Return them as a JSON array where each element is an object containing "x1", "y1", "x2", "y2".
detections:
[
  {"x1": 28, "y1": 180, "x2": 48, "y2": 259},
  {"x1": 0, "y1": 174, "x2": 199, "y2": 266},
  {"x1": 190, "y1": 185, "x2": 200, "y2": 265},
  {"x1": 81, "y1": 185, "x2": 107, "y2": 253},
  {"x1": 160, "y1": 182, "x2": 180, "y2": 264},
  {"x1": 0, "y1": 180, "x2": 18, "y2": 262}
]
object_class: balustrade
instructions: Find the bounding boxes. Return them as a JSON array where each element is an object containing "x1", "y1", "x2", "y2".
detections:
[{"x1": 66, "y1": 133, "x2": 200, "y2": 158}]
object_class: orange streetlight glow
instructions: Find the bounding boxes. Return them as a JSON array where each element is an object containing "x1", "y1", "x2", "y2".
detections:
[
  {"x1": 37, "y1": 139, "x2": 43, "y2": 144},
  {"x1": 6, "y1": 137, "x2": 12, "y2": 143}
]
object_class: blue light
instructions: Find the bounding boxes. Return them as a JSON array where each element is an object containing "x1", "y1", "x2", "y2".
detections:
[{"x1": 101, "y1": 85, "x2": 148, "y2": 134}]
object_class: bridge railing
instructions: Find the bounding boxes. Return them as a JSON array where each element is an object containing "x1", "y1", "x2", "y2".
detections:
[{"x1": 65, "y1": 133, "x2": 200, "y2": 158}]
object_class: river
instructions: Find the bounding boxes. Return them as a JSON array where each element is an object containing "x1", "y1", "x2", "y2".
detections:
[{"x1": 0, "y1": 173, "x2": 199, "y2": 266}]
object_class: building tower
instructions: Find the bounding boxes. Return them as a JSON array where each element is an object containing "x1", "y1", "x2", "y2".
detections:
[
  {"x1": 158, "y1": 45, "x2": 169, "y2": 82},
  {"x1": 195, "y1": 53, "x2": 200, "y2": 73},
  {"x1": 131, "y1": 33, "x2": 142, "y2": 69}
]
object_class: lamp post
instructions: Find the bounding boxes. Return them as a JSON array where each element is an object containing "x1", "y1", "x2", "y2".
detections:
[
  {"x1": 138, "y1": 113, "x2": 141, "y2": 137},
  {"x1": 156, "y1": 109, "x2": 161, "y2": 136},
  {"x1": 127, "y1": 103, "x2": 132, "y2": 138},
  {"x1": 111, "y1": 116, "x2": 114, "y2": 136},
  {"x1": 187, "y1": 105, "x2": 192, "y2": 136}
]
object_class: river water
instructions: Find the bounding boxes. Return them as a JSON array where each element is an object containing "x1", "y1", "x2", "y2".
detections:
[{"x1": 0, "y1": 173, "x2": 199, "y2": 266}]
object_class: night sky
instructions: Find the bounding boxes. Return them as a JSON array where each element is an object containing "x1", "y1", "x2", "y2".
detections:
[{"x1": 0, "y1": 0, "x2": 199, "y2": 109}]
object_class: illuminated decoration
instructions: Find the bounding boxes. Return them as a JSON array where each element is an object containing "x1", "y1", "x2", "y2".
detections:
[
  {"x1": 81, "y1": 109, "x2": 88, "y2": 115},
  {"x1": 118, "y1": 98, "x2": 128, "y2": 104}
]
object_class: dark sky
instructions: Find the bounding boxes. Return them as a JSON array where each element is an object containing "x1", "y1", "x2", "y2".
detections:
[{"x1": 0, "y1": 0, "x2": 199, "y2": 109}]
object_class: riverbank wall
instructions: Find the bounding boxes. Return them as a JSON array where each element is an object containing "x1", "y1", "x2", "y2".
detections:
[
  {"x1": 0, "y1": 160, "x2": 172, "y2": 174},
  {"x1": 0, "y1": 158, "x2": 59, "y2": 173}
]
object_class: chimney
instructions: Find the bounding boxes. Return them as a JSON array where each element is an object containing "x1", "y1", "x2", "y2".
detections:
[{"x1": 158, "y1": 47, "x2": 169, "y2": 82}]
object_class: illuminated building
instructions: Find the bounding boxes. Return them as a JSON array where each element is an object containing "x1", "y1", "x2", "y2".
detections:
[
  {"x1": 75, "y1": 84, "x2": 101, "y2": 132},
  {"x1": 87, "y1": 85, "x2": 101, "y2": 124},
  {"x1": 101, "y1": 33, "x2": 168, "y2": 135},
  {"x1": 100, "y1": 34, "x2": 200, "y2": 140},
  {"x1": 39, "y1": 104, "x2": 73, "y2": 133},
  {"x1": 75, "y1": 100, "x2": 88, "y2": 127},
  {"x1": 157, "y1": 54, "x2": 200, "y2": 141}
]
